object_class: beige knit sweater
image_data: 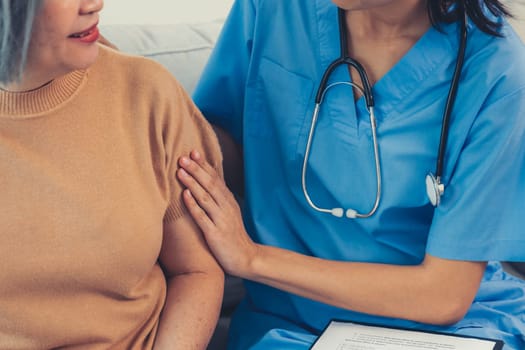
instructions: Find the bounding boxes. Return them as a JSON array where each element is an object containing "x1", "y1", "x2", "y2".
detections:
[{"x1": 0, "y1": 45, "x2": 222, "y2": 349}]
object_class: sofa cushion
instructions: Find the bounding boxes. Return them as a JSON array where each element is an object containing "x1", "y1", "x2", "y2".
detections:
[{"x1": 100, "y1": 20, "x2": 224, "y2": 94}]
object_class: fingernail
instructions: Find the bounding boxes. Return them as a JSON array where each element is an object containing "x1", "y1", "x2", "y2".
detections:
[
  {"x1": 178, "y1": 168, "x2": 188, "y2": 177},
  {"x1": 180, "y1": 157, "x2": 190, "y2": 165}
]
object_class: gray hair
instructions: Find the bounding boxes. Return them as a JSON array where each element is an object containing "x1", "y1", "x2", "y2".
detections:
[{"x1": 0, "y1": 0, "x2": 43, "y2": 84}]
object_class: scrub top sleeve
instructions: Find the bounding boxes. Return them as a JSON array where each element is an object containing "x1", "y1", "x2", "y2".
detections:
[
  {"x1": 426, "y1": 87, "x2": 525, "y2": 261},
  {"x1": 192, "y1": 0, "x2": 257, "y2": 145}
]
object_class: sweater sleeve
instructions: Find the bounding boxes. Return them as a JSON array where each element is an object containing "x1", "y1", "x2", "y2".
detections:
[
  {"x1": 162, "y1": 81, "x2": 224, "y2": 222},
  {"x1": 123, "y1": 54, "x2": 223, "y2": 223}
]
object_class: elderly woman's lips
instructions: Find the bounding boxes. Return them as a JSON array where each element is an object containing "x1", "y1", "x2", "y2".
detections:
[{"x1": 69, "y1": 24, "x2": 100, "y2": 43}]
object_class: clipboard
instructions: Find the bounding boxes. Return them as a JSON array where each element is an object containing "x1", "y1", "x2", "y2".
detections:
[{"x1": 310, "y1": 320, "x2": 504, "y2": 350}]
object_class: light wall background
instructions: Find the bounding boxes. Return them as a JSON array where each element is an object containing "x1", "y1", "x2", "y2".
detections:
[{"x1": 101, "y1": 0, "x2": 234, "y2": 25}]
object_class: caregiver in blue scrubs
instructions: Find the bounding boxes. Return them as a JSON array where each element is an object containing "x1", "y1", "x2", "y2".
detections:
[{"x1": 177, "y1": 0, "x2": 525, "y2": 349}]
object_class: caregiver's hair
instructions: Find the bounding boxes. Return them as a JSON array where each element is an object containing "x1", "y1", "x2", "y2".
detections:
[
  {"x1": 0, "y1": 0, "x2": 43, "y2": 84},
  {"x1": 429, "y1": 0, "x2": 512, "y2": 36}
]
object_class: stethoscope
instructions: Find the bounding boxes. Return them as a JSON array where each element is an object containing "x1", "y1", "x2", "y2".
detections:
[{"x1": 302, "y1": 7, "x2": 467, "y2": 219}]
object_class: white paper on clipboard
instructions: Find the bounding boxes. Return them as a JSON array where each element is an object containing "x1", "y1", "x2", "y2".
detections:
[{"x1": 310, "y1": 321, "x2": 502, "y2": 350}]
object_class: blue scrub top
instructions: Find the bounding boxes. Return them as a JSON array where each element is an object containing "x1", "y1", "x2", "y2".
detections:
[{"x1": 194, "y1": 0, "x2": 525, "y2": 349}]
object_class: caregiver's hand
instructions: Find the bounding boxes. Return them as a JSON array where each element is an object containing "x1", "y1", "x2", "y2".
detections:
[{"x1": 177, "y1": 150, "x2": 259, "y2": 277}]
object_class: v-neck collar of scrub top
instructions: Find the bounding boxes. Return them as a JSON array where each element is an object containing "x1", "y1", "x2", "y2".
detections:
[{"x1": 314, "y1": 1, "x2": 464, "y2": 124}]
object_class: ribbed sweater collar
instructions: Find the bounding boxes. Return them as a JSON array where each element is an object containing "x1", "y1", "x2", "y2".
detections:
[{"x1": 0, "y1": 70, "x2": 86, "y2": 119}]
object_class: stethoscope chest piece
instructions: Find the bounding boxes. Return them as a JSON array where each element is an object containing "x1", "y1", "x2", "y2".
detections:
[{"x1": 425, "y1": 172, "x2": 444, "y2": 207}]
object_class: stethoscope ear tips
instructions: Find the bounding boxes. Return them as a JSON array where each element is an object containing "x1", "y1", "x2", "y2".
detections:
[
  {"x1": 330, "y1": 208, "x2": 358, "y2": 218},
  {"x1": 331, "y1": 208, "x2": 344, "y2": 217},
  {"x1": 426, "y1": 172, "x2": 444, "y2": 207},
  {"x1": 346, "y1": 209, "x2": 357, "y2": 219}
]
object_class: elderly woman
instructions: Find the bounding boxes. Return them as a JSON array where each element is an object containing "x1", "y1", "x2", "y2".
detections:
[
  {"x1": 177, "y1": 0, "x2": 525, "y2": 349},
  {"x1": 0, "y1": 0, "x2": 223, "y2": 349}
]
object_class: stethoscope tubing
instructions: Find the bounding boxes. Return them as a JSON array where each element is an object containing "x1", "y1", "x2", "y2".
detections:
[
  {"x1": 315, "y1": 58, "x2": 375, "y2": 108},
  {"x1": 426, "y1": 5, "x2": 468, "y2": 206},
  {"x1": 435, "y1": 8, "x2": 468, "y2": 183},
  {"x1": 315, "y1": 8, "x2": 375, "y2": 108}
]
